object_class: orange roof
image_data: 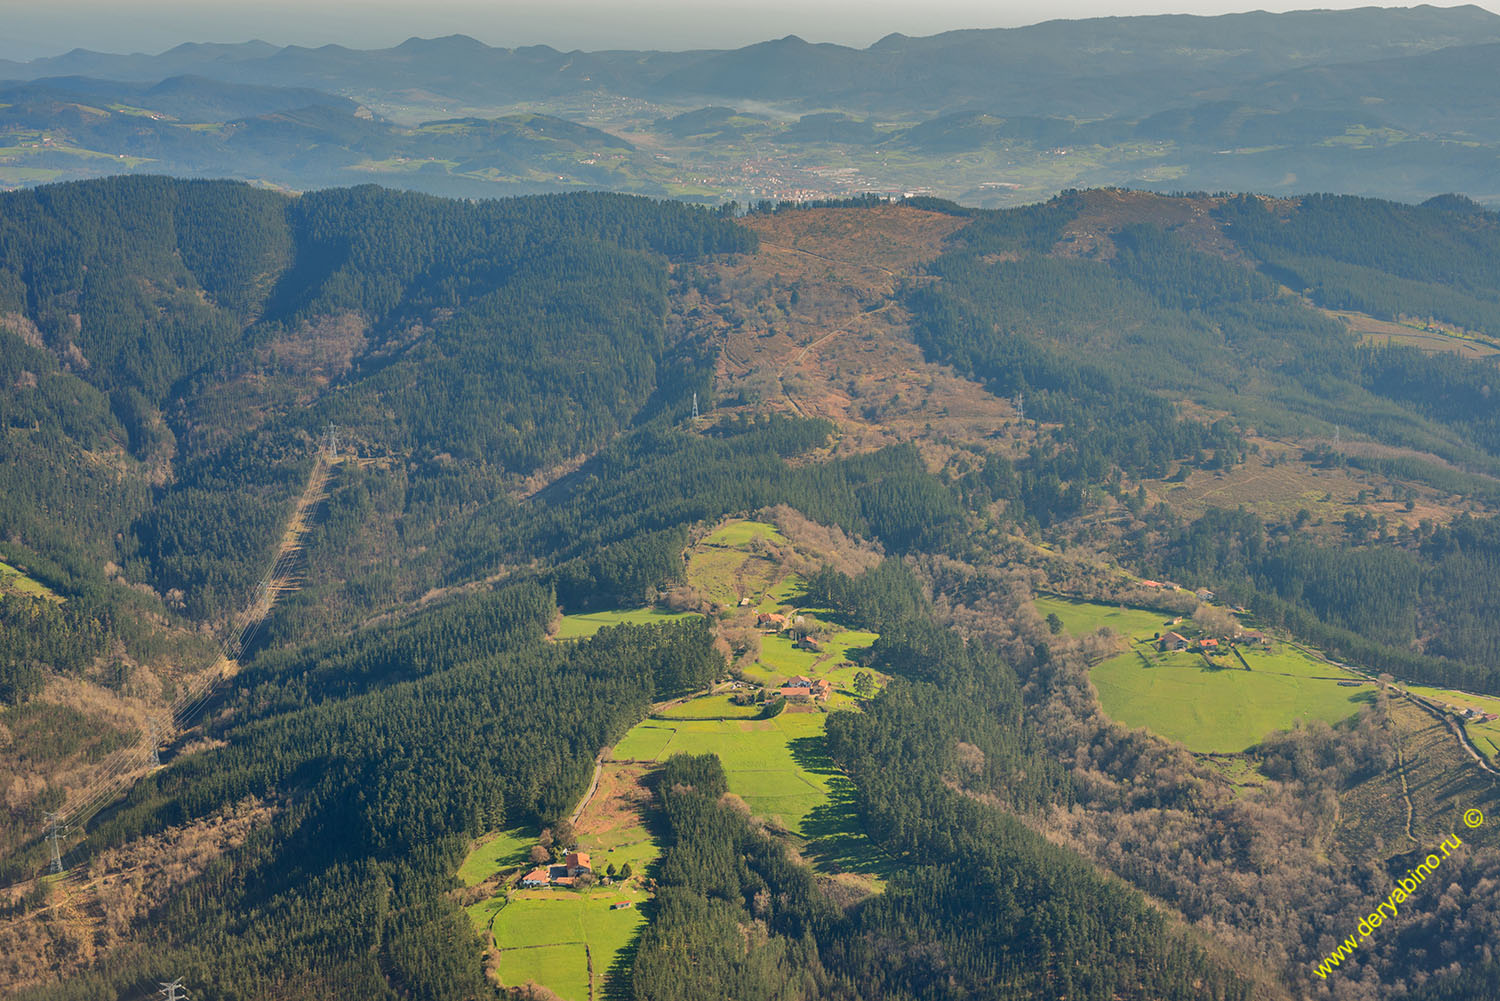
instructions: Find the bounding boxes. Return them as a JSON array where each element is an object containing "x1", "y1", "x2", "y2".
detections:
[
  {"x1": 522, "y1": 868, "x2": 551, "y2": 883},
  {"x1": 1200, "y1": 638, "x2": 1219, "y2": 648},
  {"x1": 566, "y1": 852, "x2": 591, "y2": 869}
]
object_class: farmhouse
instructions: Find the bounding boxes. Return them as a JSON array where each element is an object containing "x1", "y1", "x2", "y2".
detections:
[
  {"x1": 1239, "y1": 631, "x2": 1269, "y2": 646},
  {"x1": 1157, "y1": 631, "x2": 1189, "y2": 652},
  {"x1": 519, "y1": 852, "x2": 593, "y2": 888},
  {"x1": 1196, "y1": 588, "x2": 1215, "y2": 601},
  {"x1": 778, "y1": 676, "x2": 833, "y2": 703},
  {"x1": 796, "y1": 636, "x2": 823, "y2": 653},
  {"x1": 1197, "y1": 638, "x2": 1220, "y2": 652},
  {"x1": 757, "y1": 612, "x2": 787, "y2": 630}
]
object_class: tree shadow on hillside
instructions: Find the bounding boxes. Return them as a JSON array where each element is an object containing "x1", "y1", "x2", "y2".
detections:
[{"x1": 788, "y1": 734, "x2": 896, "y2": 880}]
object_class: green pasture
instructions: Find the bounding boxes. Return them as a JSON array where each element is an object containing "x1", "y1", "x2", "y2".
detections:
[
  {"x1": 686, "y1": 547, "x2": 756, "y2": 606},
  {"x1": 0, "y1": 560, "x2": 60, "y2": 600},
  {"x1": 482, "y1": 766, "x2": 660, "y2": 999},
  {"x1": 758, "y1": 572, "x2": 806, "y2": 610},
  {"x1": 1241, "y1": 642, "x2": 1357, "y2": 679},
  {"x1": 702, "y1": 520, "x2": 782, "y2": 548},
  {"x1": 488, "y1": 883, "x2": 651, "y2": 999},
  {"x1": 458, "y1": 826, "x2": 534, "y2": 887},
  {"x1": 687, "y1": 518, "x2": 801, "y2": 608},
  {"x1": 656, "y1": 693, "x2": 761, "y2": 719},
  {"x1": 756, "y1": 634, "x2": 824, "y2": 675},
  {"x1": 1033, "y1": 594, "x2": 1177, "y2": 641},
  {"x1": 1405, "y1": 684, "x2": 1500, "y2": 717},
  {"x1": 465, "y1": 895, "x2": 507, "y2": 934},
  {"x1": 1091, "y1": 646, "x2": 1371, "y2": 753},
  {"x1": 496, "y1": 941, "x2": 590, "y2": 1000},
  {"x1": 614, "y1": 711, "x2": 832, "y2": 833},
  {"x1": 554, "y1": 607, "x2": 694, "y2": 639},
  {"x1": 614, "y1": 700, "x2": 889, "y2": 878}
]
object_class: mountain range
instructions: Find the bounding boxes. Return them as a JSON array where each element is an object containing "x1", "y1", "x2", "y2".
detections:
[{"x1": 1, "y1": 6, "x2": 1499, "y2": 204}]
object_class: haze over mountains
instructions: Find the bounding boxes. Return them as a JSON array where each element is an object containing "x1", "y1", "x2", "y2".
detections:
[{"x1": 3, "y1": 5, "x2": 1500, "y2": 205}]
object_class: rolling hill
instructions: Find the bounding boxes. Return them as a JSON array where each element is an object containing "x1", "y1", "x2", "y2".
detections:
[{"x1": 1, "y1": 178, "x2": 1498, "y2": 1000}]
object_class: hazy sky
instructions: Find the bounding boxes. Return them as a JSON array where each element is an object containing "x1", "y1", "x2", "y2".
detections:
[{"x1": 1, "y1": 0, "x2": 1496, "y2": 61}]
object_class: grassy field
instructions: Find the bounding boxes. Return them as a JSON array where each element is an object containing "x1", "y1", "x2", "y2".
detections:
[
  {"x1": 1044, "y1": 595, "x2": 1375, "y2": 753},
  {"x1": 615, "y1": 711, "x2": 829, "y2": 833},
  {"x1": 494, "y1": 940, "x2": 591, "y2": 1001},
  {"x1": 656, "y1": 693, "x2": 762, "y2": 719},
  {"x1": 615, "y1": 696, "x2": 891, "y2": 883},
  {"x1": 1033, "y1": 595, "x2": 1176, "y2": 640},
  {"x1": 1091, "y1": 642, "x2": 1372, "y2": 753},
  {"x1": 702, "y1": 520, "x2": 781, "y2": 548},
  {"x1": 687, "y1": 518, "x2": 802, "y2": 609},
  {"x1": 553, "y1": 607, "x2": 694, "y2": 639},
  {"x1": 0, "y1": 560, "x2": 61, "y2": 601},
  {"x1": 458, "y1": 827, "x2": 534, "y2": 887},
  {"x1": 489, "y1": 887, "x2": 650, "y2": 999}
]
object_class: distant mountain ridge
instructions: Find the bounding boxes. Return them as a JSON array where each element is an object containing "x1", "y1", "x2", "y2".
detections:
[
  {"x1": 4, "y1": 6, "x2": 1498, "y2": 115},
  {"x1": 3, "y1": 6, "x2": 1500, "y2": 205}
]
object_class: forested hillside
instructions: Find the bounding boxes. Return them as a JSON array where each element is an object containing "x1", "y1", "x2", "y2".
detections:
[
  {"x1": 899, "y1": 189, "x2": 1500, "y2": 696},
  {"x1": 4, "y1": 180, "x2": 1500, "y2": 1001}
]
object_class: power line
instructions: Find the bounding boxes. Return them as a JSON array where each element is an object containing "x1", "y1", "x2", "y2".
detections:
[
  {"x1": 44, "y1": 813, "x2": 63, "y2": 875},
  {"x1": 158, "y1": 978, "x2": 189, "y2": 1001},
  {"x1": 24, "y1": 453, "x2": 330, "y2": 881}
]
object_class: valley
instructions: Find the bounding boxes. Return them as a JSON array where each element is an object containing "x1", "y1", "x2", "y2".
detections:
[{"x1": 2, "y1": 177, "x2": 1500, "y2": 999}]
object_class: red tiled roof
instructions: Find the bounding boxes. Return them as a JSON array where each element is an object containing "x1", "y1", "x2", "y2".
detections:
[
  {"x1": 567, "y1": 852, "x2": 591, "y2": 870},
  {"x1": 522, "y1": 868, "x2": 551, "y2": 884}
]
